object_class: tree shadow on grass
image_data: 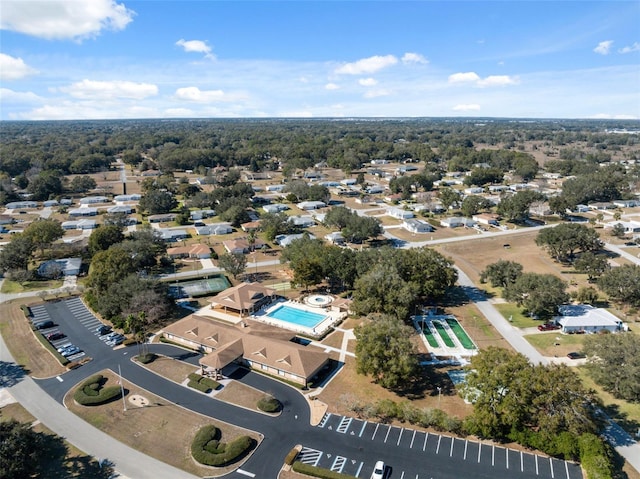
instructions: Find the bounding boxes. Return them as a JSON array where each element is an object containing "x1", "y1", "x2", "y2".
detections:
[
  {"x1": 0, "y1": 360, "x2": 28, "y2": 388},
  {"x1": 35, "y1": 430, "x2": 116, "y2": 479},
  {"x1": 439, "y1": 284, "x2": 496, "y2": 309},
  {"x1": 395, "y1": 362, "x2": 458, "y2": 401},
  {"x1": 602, "y1": 403, "x2": 640, "y2": 441}
]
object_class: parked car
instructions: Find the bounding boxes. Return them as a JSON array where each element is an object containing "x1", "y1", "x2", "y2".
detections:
[
  {"x1": 46, "y1": 332, "x2": 65, "y2": 341},
  {"x1": 371, "y1": 461, "x2": 386, "y2": 479},
  {"x1": 106, "y1": 334, "x2": 125, "y2": 346},
  {"x1": 567, "y1": 352, "x2": 585, "y2": 360},
  {"x1": 34, "y1": 320, "x2": 54, "y2": 330},
  {"x1": 537, "y1": 323, "x2": 561, "y2": 331},
  {"x1": 101, "y1": 332, "x2": 119, "y2": 342},
  {"x1": 96, "y1": 324, "x2": 112, "y2": 336},
  {"x1": 61, "y1": 346, "x2": 81, "y2": 357},
  {"x1": 56, "y1": 343, "x2": 73, "y2": 354}
]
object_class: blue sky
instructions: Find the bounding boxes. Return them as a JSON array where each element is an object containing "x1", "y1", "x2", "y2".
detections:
[{"x1": 1, "y1": 0, "x2": 639, "y2": 120}]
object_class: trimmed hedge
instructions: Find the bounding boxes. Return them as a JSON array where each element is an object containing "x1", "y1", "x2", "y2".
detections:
[
  {"x1": 191, "y1": 425, "x2": 253, "y2": 466},
  {"x1": 20, "y1": 304, "x2": 31, "y2": 317},
  {"x1": 257, "y1": 395, "x2": 281, "y2": 413},
  {"x1": 34, "y1": 329, "x2": 69, "y2": 366},
  {"x1": 284, "y1": 447, "x2": 299, "y2": 466},
  {"x1": 292, "y1": 462, "x2": 357, "y2": 479},
  {"x1": 137, "y1": 353, "x2": 157, "y2": 364},
  {"x1": 187, "y1": 373, "x2": 220, "y2": 393},
  {"x1": 73, "y1": 374, "x2": 122, "y2": 406}
]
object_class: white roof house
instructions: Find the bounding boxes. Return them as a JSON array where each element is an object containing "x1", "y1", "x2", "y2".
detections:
[
  {"x1": 195, "y1": 223, "x2": 233, "y2": 236},
  {"x1": 61, "y1": 219, "x2": 97, "y2": 230},
  {"x1": 288, "y1": 215, "x2": 316, "y2": 227},
  {"x1": 69, "y1": 207, "x2": 98, "y2": 217},
  {"x1": 403, "y1": 219, "x2": 434, "y2": 234},
  {"x1": 107, "y1": 205, "x2": 134, "y2": 214},
  {"x1": 555, "y1": 304, "x2": 624, "y2": 334},
  {"x1": 604, "y1": 221, "x2": 640, "y2": 233},
  {"x1": 37, "y1": 257, "x2": 82, "y2": 277},
  {"x1": 297, "y1": 201, "x2": 326, "y2": 210},
  {"x1": 158, "y1": 228, "x2": 189, "y2": 242},
  {"x1": 5, "y1": 201, "x2": 38, "y2": 209},
  {"x1": 79, "y1": 196, "x2": 110, "y2": 205},
  {"x1": 275, "y1": 233, "x2": 315, "y2": 247},
  {"x1": 263, "y1": 204, "x2": 289, "y2": 214},
  {"x1": 387, "y1": 208, "x2": 415, "y2": 220},
  {"x1": 113, "y1": 194, "x2": 142, "y2": 202},
  {"x1": 325, "y1": 232, "x2": 345, "y2": 244},
  {"x1": 440, "y1": 217, "x2": 476, "y2": 228}
]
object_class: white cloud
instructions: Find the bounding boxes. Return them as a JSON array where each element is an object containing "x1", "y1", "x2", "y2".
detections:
[
  {"x1": 0, "y1": 0, "x2": 134, "y2": 41},
  {"x1": 175, "y1": 86, "x2": 239, "y2": 103},
  {"x1": 325, "y1": 83, "x2": 340, "y2": 90},
  {"x1": 453, "y1": 104, "x2": 481, "y2": 111},
  {"x1": 175, "y1": 39, "x2": 215, "y2": 59},
  {"x1": 448, "y1": 72, "x2": 481, "y2": 83},
  {"x1": 334, "y1": 55, "x2": 398, "y2": 75},
  {"x1": 449, "y1": 72, "x2": 519, "y2": 87},
  {"x1": 594, "y1": 40, "x2": 613, "y2": 55},
  {"x1": 363, "y1": 89, "x2": 391, "y2": 99},
  {"x1": 59, "y1": 79, "x2": 158, "y2": 100},
  {"x1": 619, "y1": 42, "x2": 640, "y2": 54},
  {"x1": 477, "y1": 75, "x2": 519, "y2": 87},
  {"x1": 590, "y1": 113, "x2": 638, "y2": 120},
  {"x1": 164, "y1": 108, "x2": 194, "y2": 117},
  {"x1": 0, "y1": 53, "x2": 38, "y2": 81},
  {"x1": 402, "y1": 52, "x2": 428, "y2": 65},
  {"x1": 358, "y1": 78, "x2": 378, "y2": 87},
  {"x1": 0, "y1": 88, "x2": 42, "y2": 104}
]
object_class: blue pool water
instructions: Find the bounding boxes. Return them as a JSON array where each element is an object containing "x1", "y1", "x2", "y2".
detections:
[{"x1": 267, "y1": 305, "x2": 327, "y2": 328}]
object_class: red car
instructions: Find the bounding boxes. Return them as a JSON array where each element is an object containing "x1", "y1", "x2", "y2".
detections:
[
  {"x1": 46, "y1": 332, "x2": 65, "y2": 341},
  {"x1": 537, "y1": 323, "x2": 561, "y2": 331}
]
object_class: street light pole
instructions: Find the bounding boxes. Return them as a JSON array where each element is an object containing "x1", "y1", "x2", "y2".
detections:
[{"x1": 437, "y1": 386, "x2": 442, "y2": 409}]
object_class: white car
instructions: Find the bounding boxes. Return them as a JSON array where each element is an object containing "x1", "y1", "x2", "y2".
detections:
[{"x1": 371, "y1": 461, "x2": 385, "y2": 479}]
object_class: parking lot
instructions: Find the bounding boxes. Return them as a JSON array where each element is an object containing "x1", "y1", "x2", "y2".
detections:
[
  {"x1": 309, "y1": 413, "x2": 583, "y2": 479},
  {"x1": 29, "y1": 297, "x2": 116, "y2": 363}
]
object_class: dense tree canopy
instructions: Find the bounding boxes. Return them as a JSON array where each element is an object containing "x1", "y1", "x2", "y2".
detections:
[
  {"x1": 504, "y1": 272, "x2": 569, "y2": 318},
  {"x1": 0, "y1": 234, "x2": 35, "y2": 273},
  {"x1": 597, "y1": 264, "x2": 640, "y2": 306},
  {"x1": 138, "y1": 189, "x2": 178, "y2": 215},
  {"x1": 584, "y1": 333, "x2": 640, "y2": 402},
  {"x1": 496, "y1": 190, "x2": 545, "y2": 222},
  {"x1": 23, "y1": 219, "x2": 65, "y2": 256},
  {"x1": 354, "y1": 314, "x2": 419, "y2": 390},
  {"x1": 479, "y1": 260, "x2": 523, "y2": 288},
  {"x1": 535, "y1": 223, "x2": 602, "y2": 263},
  {"x1": 88, "y1": 225, "x2": 125, "y2": 256}
]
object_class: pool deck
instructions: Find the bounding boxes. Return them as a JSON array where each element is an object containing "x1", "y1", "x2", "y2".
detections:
[{"x1": 252, "y1": 298, "x2": 344, "y2": 337}]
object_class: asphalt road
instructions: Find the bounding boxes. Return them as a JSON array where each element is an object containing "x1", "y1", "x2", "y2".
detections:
[{"x1": 18, "y1": 297, "x2": 583, "y2": 479}]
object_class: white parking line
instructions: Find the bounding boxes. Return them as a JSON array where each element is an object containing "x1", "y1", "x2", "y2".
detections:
[
  {"x1": 56, "y1": 376, "x2": 63, "y2": 382},
  {"x1": 565, "y1": 460, "x2": 570, "y2": 479},
  {"x1": 236, "y1": 469, "x2": 255, "y2": 477},
  {"x1": 550, "y1": 457, "x2": 555, "y2": 478},
  {"x1": 409, "y1": 429, "x2": 416, "y2": 448},
  {"x1": 383, "y1": 425, "x2": 392, "y2": 443},
  {"x1": 521, "y1": 451, "x2": 524, "y2": 472},
  {"x1": 397, "y1": 427, "x2": 403, "y2": 446},
  {"x1": 478, "y1": 443, "x2": 482, "y2": 463},
  {"x1": 463, "y1": 439, "x2": 468, "y2": 460},
  {"x1": 535, "y1": 454, "x2": 539, "y2": 475},
  {"x1": 450, "y1": 437, "x2": 455, "y2": 457},
  {"x1": 423, "y1": 432, "x2": 428, "y2": 452},
  {"x1": 359, "y1": 421, "x2": 368, "y2": 438},
  {"x1": 506, "y1": 447, "x2": 509, "y2": 469},
  {"x1": 492, "y1": 445, "x2": 495, "y2": 466},
  {"x1": 436, "y1": 435, "x2": 442, "y2": 454},
  {"x1": 372, "y1": 423, "x2": 380, "y2": 440},
  {"x1": 355, "y1": 462, "x2": 363, "y2": 477},
  {"x1": 400, "y1": 472, "x2": 405, "y2": 479}
]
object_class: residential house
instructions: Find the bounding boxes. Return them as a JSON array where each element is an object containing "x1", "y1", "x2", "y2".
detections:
[
  {"x1": 68, "y1": 207, "x2": 98, "y2": 217},
  {"x1": 43, "y1": 200, "x2": 59, "y2": 207},
  {"x1": 240, "y1": 220, "x2": 262, "y2": 232},
  {"x1": 613, "y1": 199, "x2": 640, "y2": 208},
  {"x1": 148, "y1": 213, "x2": 177, "y2": 223},
  {"x1": 190, "y1": 209, "x2": 216, "y2": 221},
  {"x1": 0, "y1": 215, "x2": 15, "y2": 225},
  {"x1": 296, "y1": 201, "x2": 326, "y2": 210},
  {"x1": 107, "y1": 205, "x2": 134, "y2": 214},
  {"x1": 195, "y1": 223, "x2": 233, "y2": 236},
  {"x1": 223, "y1": 238, "x2": 266, "y2": 255},
  {"x1": 275, "y1": 233, "x2": 315, "y2": 247},
  {"x1": 158, "y1": 228, "x2": 189, "y2": 242},
  {"x1": 167, "y1": 244, "x2": 211, "y2": 259},
  {"x1": 114, "y1": 194, "x2": 142, "y2": 202},
  {"x1": 340, "y1": 178, "x2": 357, "y2": 186},
  {"x1": 288, "y1": 215, "x2": 315, "y2": 228},
  {"x1": 265, "y1": 184, "x2": 286, "y2": 192},
  {"x1": 604, "y1": 221, "x2": 640, "y2": 233},
  {"x1": 37, "y1": 257, "x2": 82, "y2": 277},
  {"x1": 79, "y1": 196, "x2": 110, "y2": 205},
  {"x1": 5, "y1": 201, "x2": 38, "y2": 209},
  {"x1": 387, "y1": 208, "x2": 415, "y2": 220},
  {"x1": 325, "y1": 232, "x2": 345, "y2": 245},
  {"x1": 61, "y1": 219, "x2": 97, "y2": 230},
  {"x1": 555, "y1": 304, "x2": 624, "y2": 334},
  {"x1": 472, "y1": 213, "x2": 500, "y2": 226},
  {"x1": 263, "y1": 204, "x2": 289, "y2": 214},
  {"x1": 403, "y1": 219, "x2": 434, "y2": 234},
  {"x1": 440, "y1": 217, "x2": 476, "y2": 228}
]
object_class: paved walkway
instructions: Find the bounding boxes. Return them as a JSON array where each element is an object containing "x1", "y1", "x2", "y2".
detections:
[{"x1": 0, "y1": 334, "x2": 198, "y2": 479}]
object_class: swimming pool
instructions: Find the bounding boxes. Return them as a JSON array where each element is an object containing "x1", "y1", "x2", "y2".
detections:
[{"x1": 266, "y1": 304, "x2": 327, "y2": 328}]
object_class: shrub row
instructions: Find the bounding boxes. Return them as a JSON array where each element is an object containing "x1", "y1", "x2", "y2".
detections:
[
  {"x1": 284, "y1": 447, "x2": 299, "y2": 466},
  {"x1": 20, "y1": 304, "x2": 31, "y2": 317},
  {"x1": 188, "y1": 379, "x2": 211, "y2": 393},
  {"x1": 34, "y1": 329, "x2": 69, "y2": 366},
  {"x1": 578, "y1": 433, "x2": 614, "y2": 479},
  {"x1": 257, "y1": 396, "x2": 281, "y2": 413},
  {"x1": 292, "y1": 461, "x2": 357, "y2": 479},
  {"x1": 191, "y1": 425, "x2": 253, "y2": 466},
  {"x1": 74, "y1": 375, "x2": 122, "y2": 406}
]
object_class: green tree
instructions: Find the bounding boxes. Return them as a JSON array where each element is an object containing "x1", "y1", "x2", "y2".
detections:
[
  {"x1": 139, "y1": 189, "x2": 177, "y2": 215},
  {"x1": 0, "y1": 419, "x2": 41, "y2": 479},
  {"x1": 610, "y1": 223, "x2": 626, "y2": 238},
  {"x1": 260, "y1": 212, "x2": 297, "y2": 241},
  {"x1": 497, "y1": 190, "x2": 545, "y2": 223},
  {"x1": 584, "y1": 333, "x2": 640, "y2": 402},
  {"x1": 87, "y1": 246, "x2": 137, "y2": 292},
  {"x1": 479, "y1": 260, "x2": 523, "y2": 288},
  {"x1": 68, "y1": 175, "x2": 97, "y2": 193},
  {"x1": 463, "y1": 167, "x2": 504, "y2": 186},
  {"x1": 292, "y1": 258, "x2": 324, "y2": 292},
  {"x1": 504, "y1": 272, "x2": 569, "y2": 319},
  {"x1": 88, "y1": 225, "x2": 125, "y2": 255},
  {"x1": 460, "y1": 195, "x2": 493, "y2": 217},
  {"x1": 597, "y1": 264, "x2": 640, "y2": 306},
  {"x1": 217, "y1": 252, "x2": 247, "y2": 280},
  {"x1": 396, "y1": 247, "x2": 457, "y2": 300},
  {"x1": 438, "y1": 187, "x2": 461, "y2": 210},
  {"x1": 0, "y1": 234, "x2": 35, "y2": 272},
  {"x1": 573, "y1": 286, "x2": 600, "y2": 304},
  {"x1": 354, "y1": 314, "x2": 419, "y2": 390},
  {"x1": 26, "y1": 170, "x2": 63, "y2": 201},
  {"x1": 22, "y1": 218, "x2": 64, "y2": 256},
  {"x1": 535, "y1": 223, "x2": 602, "y2": 263},
  {"x1": 573, "y1": 252, "x2": 610, "y2": 282}
]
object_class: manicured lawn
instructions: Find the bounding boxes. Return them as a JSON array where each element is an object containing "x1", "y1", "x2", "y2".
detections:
[
  {"x1": 1, "y1": 279, "x2": 63, "y2": 294},
  {"x1": 523, "y1": 332, "x2": 587, "y2": 357},
  {"x1": 494, "y1": 303, "x2": 541, "y2": 328}
]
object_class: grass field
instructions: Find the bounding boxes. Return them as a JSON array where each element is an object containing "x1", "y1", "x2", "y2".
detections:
[
  {"x1": 1, "y1": 279, "x2": 63, "y2": 294},
  {"x1": 523, "y1": 332, "x2": 587, "y2": 357},
  {"x1": 493, "y1": 303, "x2": 541, "y2": 328}
]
